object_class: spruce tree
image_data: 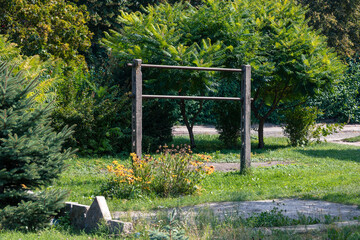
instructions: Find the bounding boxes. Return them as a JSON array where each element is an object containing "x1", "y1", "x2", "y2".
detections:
[{"x1": 0, "y1": 62, "x2": 74, "y2": 230}]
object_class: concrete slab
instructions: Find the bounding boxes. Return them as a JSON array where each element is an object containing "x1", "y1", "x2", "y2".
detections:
[
  {"x1": 84, "y1": 196, "x2": 112, "y2": 231},
  {"x1": 112, "y1": 199, "x2": 360, "y2": 223},
  {"x1": 107, "y1": 220, "x2": 133, "y2": 234},
  {"x1": 65, "y1": 202, "x2": 90, "y2": 229}
]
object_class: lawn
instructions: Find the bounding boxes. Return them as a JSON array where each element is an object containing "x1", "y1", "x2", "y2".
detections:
[
  {"x1": 2, "y1": 135, "x2": 359, "y2": 239},
  {"x1": 343, "y1": 135, "x2": 360, "y2": 143},
  {"x1": 54, "y1": 135, "x2": 360, "y2": 211}
]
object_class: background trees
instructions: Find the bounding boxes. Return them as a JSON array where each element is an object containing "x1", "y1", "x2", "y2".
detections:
[
  {"x1": 103, "y1": 3, "x2": 228, "y2": 148},
  {"x1": 104, "y1": 0, "x2": 344, "y2": 148},
  {"x1": 0, "y1": 0, "x2": 352, "y2": 153},
  {"x1": 0, "y1": 0, "x2": 92, "y2": 62},
  {"x1": 297, "y1": 0, "x2": 360, "y2": 58}
]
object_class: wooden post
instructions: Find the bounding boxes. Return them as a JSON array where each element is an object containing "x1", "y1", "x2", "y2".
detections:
[
  {"x1": 241, "y1": 65, "x2": 251, "y2": 173},
  {"x1": 132, "y1": 59, "x2": 142, "y2": 158}
]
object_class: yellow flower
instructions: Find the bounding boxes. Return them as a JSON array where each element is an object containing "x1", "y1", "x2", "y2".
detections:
[{"x1": 190, "y1": 161, "x2": 197, "y2": 166}]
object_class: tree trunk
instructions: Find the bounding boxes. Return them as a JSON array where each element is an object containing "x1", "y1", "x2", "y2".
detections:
[
  {"x1": 188, "y1": 125, "x2": 196, "y2": 148},
  {"x1": 258, "y1": 118, "x2": 265, "y2": 149},
  {"x1": 180, "y1": 99, "x2": 196, "y2": 148}
]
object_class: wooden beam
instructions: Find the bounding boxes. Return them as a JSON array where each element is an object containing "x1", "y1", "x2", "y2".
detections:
[
  {"x1": 240, "y1": 65, "x2": 251, "y2": 173},
  {"x1": 142, "y1": 95, "x2": 243, "y2": 101},
  {"x1": 127, "y1": 63, "x2": 242, "y2": 72},
  {"x1": 131, "y1": 59, "x2": 142, "y2": 158}
]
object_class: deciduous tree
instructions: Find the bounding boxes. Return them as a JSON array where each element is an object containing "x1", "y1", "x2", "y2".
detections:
[
  {"x1": 104, "y1": 0, "x2": 344, "y2": 149},
  {"x1": 297, "y1": 0, "x2": 360, "y2": 58}
]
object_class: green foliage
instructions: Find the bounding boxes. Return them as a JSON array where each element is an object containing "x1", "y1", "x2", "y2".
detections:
[
  {"x1": 249, "y1": 0, "x2": 344, "y2": 147},
  {"x1": 0, "y1": 35, "x2": 60, "y2": 104},
  {"x1": 0, "y1": 189, "x2": 68, "y2": 231},
  {"x1": 104, "y1": 0, "x2": 344, "y2": 148},
  {"x1": 0, "y1": 62, "x2": 74, "y2": 230},
  {"x1": 246, "y1": 207, "x2": 320, "y2": 227},
  {"x1": 0, "y1": 0, "x2": 92, "y2": 62},
  {"x1": 283, "y1": 106, "x2": 319, "y2": 147},
  {"x1": 283, "y1": 106, "x2": 344, "y2": 147},
  {"x1": 297, "y1": 0, "x2": 360, "y2": 58},
  {"x1": 310, "y1": 57, "x2": 360, "y2": 123},
  {"x1": 148, "y1": 209, "x2": 188, "y2": 240},
  {"x1": 143, "y1": 99, "x2": 177, "y2": 151},
  {"x1": 102, "y1": 146, "x2": 214, "y2": 199},
  {"x1": 51, "y1": 62, "x2": 131, "y2": 155},
  {"x1": 213, "y1": 78, "x2": 241, "y2": 147},
  {"x1": 327, "y1": 226, "x2": 360, "y2": 240},
  {"x1": 103, "y1": 2, "x2": 229, "y2": 147}
]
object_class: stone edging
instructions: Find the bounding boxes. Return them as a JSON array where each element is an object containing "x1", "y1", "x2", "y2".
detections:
[{"x1": 65, "y1": 196, "x2": 133, "y2": 234}]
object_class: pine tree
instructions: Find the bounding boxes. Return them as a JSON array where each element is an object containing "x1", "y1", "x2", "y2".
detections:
[{"x1": 0, "y1": 62, "x2": 75, "y2": 230}]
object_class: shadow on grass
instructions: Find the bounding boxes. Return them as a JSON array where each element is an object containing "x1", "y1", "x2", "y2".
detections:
[
  {"x1": 170, "y1": 135, "x2": 288, "y2": 154},
  {"x1": 296, "y1": 149, "x2": 360, "y2": 163}
]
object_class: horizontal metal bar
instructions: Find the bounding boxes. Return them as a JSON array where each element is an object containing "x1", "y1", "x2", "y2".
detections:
[
  {"x1": 142, "y1": 95, "x2": 242, "y2": 101},
  {"x1": 127, "y1": 63, "x2": 242, "y2": 72}
]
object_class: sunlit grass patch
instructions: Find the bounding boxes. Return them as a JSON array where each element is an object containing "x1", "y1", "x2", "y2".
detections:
[
  {"x1": 54, "y1": 136, "x2": 360, "y2": 212},
  {"x1": 343, "y1": 135, "x2": 360, "y2": 142}
]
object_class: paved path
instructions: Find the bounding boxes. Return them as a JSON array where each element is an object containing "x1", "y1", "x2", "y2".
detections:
[
  {"x1": 113, "y1": 199, "x2": 360, "y2": 222},
  {"x1": 172, "y1": 124, "x2": 360, "y2": 146}
]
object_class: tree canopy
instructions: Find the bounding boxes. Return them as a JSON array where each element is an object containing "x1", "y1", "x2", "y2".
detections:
[
  {"x1": 297, "y1": 0, "x2": 360, "y2": 58},
  {"x1": 0, "y1": 0, "x2": 92, "y2": 62},
  {"x1": 103, "y1": 0, "x2": 344, "y2": 148}
]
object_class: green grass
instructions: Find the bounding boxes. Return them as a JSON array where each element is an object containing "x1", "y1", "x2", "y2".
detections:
[
  {"x1": 0, "y1": 228, "x2": 109, "y2": 240},
  {"x1": 3, "y1": 134, "x2": 360, "y2": 239},
  {"x1": 343, "y1": 135, "x2": 360, "y2": 142},
  {"x1": 1, "y1": 209, "x2": 360, "y2": 240},
  {"x1": 53, "y1": 135, "x2": 360, "y2": 211}
]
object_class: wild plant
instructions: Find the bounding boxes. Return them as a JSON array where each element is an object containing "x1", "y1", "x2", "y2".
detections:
[{"x1": 103, "y1": 145, "x2": 214, "y2": 199}]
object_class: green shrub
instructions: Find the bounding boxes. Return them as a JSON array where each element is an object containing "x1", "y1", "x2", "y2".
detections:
[
  {"x1": 102, "y1": 145, "x2": 214, "y2": 199},
  {"x1": 309, "y1": 57, "x2": 360, "y2": 123},
  {"x1": 0, "y1": 189, "x2": 68, "y2": 231},
  {"x1": 213, "y1": 78, "x2": 242, "y2": 147},
  {"x1": 283, "y1": 106, "x2": 343, "y2": 146},
  {"x1": 283, "y1": 106, "x2": 318, "y2": 146}
]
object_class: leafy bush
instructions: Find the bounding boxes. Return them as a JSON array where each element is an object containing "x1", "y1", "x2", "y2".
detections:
[
  {"x1": 213, "y1": 78, "x2": 242, "y2": 147},
  {"x1": 0, "y1": 62, "x2": 74, "y2": 230},
  {"x1": 283, "y1": 106, "x2": 343, "y2": 146},
  {"x1": 309, "y1": 57, "x2": 360, "y2": 123},
  {"x1": 52, "y1": 90, "x2": 131, "y2": 155},
  {"x1": 50, "y1": 60, "x2": 132, "y2": 155},
  {"x1": 102, "y1": 145, "x2": 214, "y2": 199},
  {"x1": 283, "y1": 106, "x2": 318, "y2": 146}
]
